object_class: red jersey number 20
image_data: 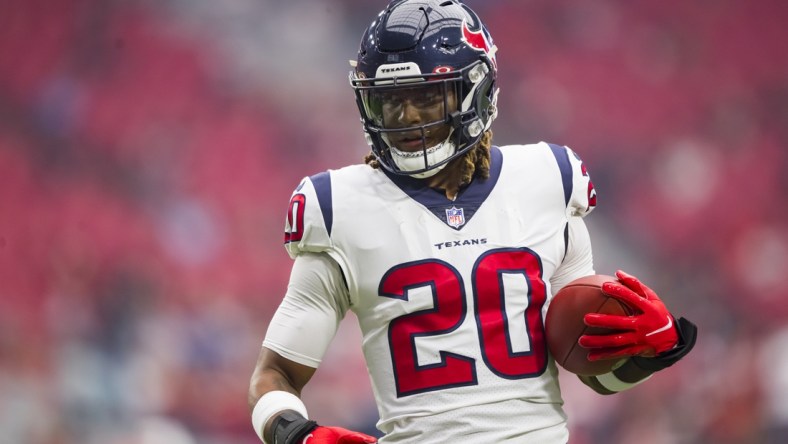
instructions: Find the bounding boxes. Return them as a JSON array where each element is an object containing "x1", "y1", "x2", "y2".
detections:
[{"x1": 379, "y1": 248, "x2": 548, "y2": 397}]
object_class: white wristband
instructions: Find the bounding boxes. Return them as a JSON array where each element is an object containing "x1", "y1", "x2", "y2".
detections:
[
  {"x1": 597, "y1": 371, "x2": 652, "y2": 392},
  {"x1": 251, "y1": 391, "x2": 309, "y2": 443}
]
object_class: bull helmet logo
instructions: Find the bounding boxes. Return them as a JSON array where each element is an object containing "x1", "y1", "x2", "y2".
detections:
[{"x1": 461, "y1": 20, "x2": 497, "y2": 68}]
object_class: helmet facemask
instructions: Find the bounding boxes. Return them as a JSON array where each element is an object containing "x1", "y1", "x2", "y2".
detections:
[{"x1": 351, "y1": 61, "x2": 496, "y2": 178}]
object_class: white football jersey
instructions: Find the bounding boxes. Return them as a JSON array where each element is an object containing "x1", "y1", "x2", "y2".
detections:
[{"x1": 265, "y1": 142, "x2": 597, "y2": 443}]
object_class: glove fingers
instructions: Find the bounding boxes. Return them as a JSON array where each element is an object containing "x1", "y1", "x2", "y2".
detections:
[
  {"x1": 578, "y1": 332, "x2": 638, "y2": 349},
  {"x1": 601, "y1": 282, "x2": 645, "y2": 310},
  {"x1": 584, "y1": 313, "x2": 637, "y2": 330},
  {"x1": 616, "y1": 270, "x2": 658, "y2": 301}
]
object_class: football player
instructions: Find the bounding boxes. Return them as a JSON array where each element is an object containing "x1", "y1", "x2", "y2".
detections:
[{"x1": 248, "y1": 1, "x2": 697, "y2": 443}]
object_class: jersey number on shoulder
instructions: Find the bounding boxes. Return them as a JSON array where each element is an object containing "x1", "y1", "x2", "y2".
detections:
[
  {"x1": 284, "y1": 194, "x2": 306, "y2": 243},
  {"x1": 379, "y1": 248, "x2": 548, "y2": 397}
]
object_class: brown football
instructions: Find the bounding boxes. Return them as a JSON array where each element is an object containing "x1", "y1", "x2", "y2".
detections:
[{"x1": 545, "y1": 274, "x2": 634, "y2": 376}]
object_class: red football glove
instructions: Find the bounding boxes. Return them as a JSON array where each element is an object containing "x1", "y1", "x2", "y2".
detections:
[
  {"x1": 578, "y1": 270, "x2": 679, "y2": 361},
  {"x1": 301, "y1": 426, "x2": 377, "y2": 444}
]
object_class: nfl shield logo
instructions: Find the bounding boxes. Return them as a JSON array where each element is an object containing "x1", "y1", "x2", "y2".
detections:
[{"x1": 445, "y1": 206, "x2": 466, "y2": 229}]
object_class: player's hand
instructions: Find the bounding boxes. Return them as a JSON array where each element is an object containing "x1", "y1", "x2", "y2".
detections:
[
  {"x1": 578, "y1": 270, "x2": 679, "y2": 361},
  {"x1": 301, "y1": 426, "x2": 377, "y2": 444}
]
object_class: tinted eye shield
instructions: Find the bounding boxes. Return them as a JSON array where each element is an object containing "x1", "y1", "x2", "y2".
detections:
[
  {"x1": 361, "y1": 85, "x2": 457, "y2": 152},
  {"x1": 358, "y1": 81, "x2": 457, "y2": 127}
]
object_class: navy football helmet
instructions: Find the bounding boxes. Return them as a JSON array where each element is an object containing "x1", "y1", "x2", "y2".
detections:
[{"x1": 350, "y1": 0, "x2": 499, "y2": 178}]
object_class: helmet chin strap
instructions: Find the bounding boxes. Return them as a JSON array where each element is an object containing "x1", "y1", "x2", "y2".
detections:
[{"x1": 386, "y1": 130, "x2": 456, "y2": 178}]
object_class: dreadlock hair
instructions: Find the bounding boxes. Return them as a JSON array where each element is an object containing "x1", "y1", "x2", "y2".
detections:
[{"x1": 363, "y1": 130, "x2": 493, "y2": 187}]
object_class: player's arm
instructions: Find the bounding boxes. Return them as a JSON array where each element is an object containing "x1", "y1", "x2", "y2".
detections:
[
  {"x1": 248, "y1": 253, "x2": 376, "y2": 443},
  {"x1": 549, "y1": 143, "x2": 597, "y2": 292},
  {"x1": 248, "y1": 347, "x2": 314, "y2": 440},
  {"x1": 576, "y1": 271, "x2": 698, "y2": 395},
  {"x1": 552, "y1": 147, "x2": 697, "y2": 394},
  {"x1": 550, "y1": 216, "x2": 594, "y2": 292}
]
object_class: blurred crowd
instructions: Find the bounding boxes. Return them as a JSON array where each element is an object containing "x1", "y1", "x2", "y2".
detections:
[{"x1": 1, "y1": 1, "x2": 787, "y2": 443}]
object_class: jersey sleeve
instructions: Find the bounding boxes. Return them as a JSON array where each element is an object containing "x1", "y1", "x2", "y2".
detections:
[
  {"x1": 547, "y1": 144, "x2": 597, "y2": 292},
  {"x1": 550, "y1": 215, "x2": 595, "y2": 294},
  {"x1": 564, "y1": 145, "x2": 597, "y2": 217},
  {"x1": 263, "y1": 252, "x2": 350, "y2": 368},
  {"x1": 283, "y1": 172, "x2": 334, "y2": 258}
]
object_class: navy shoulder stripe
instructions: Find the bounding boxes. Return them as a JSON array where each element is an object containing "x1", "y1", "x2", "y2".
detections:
[
  {"x1": 309, "y1": 171, "x2": 333, "y2": 236},
  {"x1": 548, "y1": 143, "x2": 573, "y2": 206}
]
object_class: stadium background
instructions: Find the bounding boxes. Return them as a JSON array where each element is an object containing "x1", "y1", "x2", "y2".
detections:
[{"x1": 1, "y1": 0, "x2": 787, "y2": 442}]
